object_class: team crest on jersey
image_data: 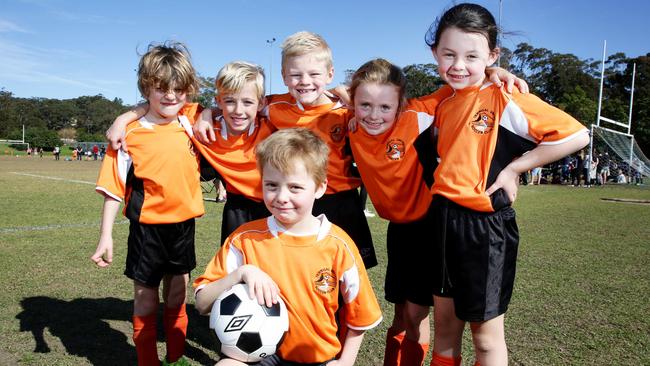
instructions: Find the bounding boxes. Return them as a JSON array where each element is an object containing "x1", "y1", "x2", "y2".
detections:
[
  {"x1": 386, "y1": 139, "x2": 405, "y2": 161},
  {"x1": 469, "y1": 109, "x2": 495, "y2": 134},
  {"x1": 329, "y1": 124, "x2": 345, "y2": 143},
  {"x1": 314, "y1": 268, "x2": 336, "y2": 294}
]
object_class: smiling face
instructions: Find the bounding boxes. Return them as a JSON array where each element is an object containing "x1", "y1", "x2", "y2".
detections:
[
  {"x1": 433, "y1": 26, "x2": 499, "y2": 90},
  {"x1": 216, "y1": 81, "x2": 263, "y2": 136},
  {"x1": 262, "y1": 158, "x2": 326, "y2": 233},
  {"x1": 145, "y1": 85, "x2": 187, "y2": 123},
  {"x1": 353, "y1": 82, "x2": 400, "y2": 136},
  {"x1": 282, "y1": 53, "x2": 334, "y2": 106}
]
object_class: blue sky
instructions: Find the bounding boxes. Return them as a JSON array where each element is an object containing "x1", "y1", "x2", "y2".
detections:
[{"x1": 1, "y1": 0, "x2": 648, "y2": 105}]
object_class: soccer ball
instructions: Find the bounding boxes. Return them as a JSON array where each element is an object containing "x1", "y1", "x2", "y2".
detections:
[{"x1": 209, "y1": 283, "x2": 289, "y2": 362}]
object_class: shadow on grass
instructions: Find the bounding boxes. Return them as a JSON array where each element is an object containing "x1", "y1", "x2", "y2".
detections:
[{"x1": 17, "y1": 296, "x2": 217, "y2": 365}]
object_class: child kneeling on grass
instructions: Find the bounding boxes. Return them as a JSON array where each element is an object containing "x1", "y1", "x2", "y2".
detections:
[{"x1": 193, "y1": 128, "x2": 383, "y2": 366}]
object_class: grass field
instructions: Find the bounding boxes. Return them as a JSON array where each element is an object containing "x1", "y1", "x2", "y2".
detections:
[{"x1": 0, "y1": 156, "x2": 648, "y2": 365}]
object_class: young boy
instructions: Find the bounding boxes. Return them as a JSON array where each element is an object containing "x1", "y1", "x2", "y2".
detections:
[
  {"x1": 106, "y1": 61, "x2": 276, "y2": 245},
  {"x1": 263, "y1": 31, "x2": 377, "y2": 269},
  {"x1": 91, "y1": 41, "x2": 203, "y2": 366},
  {"x1": 193, "y1": 128, "x2": 382, "y2": 365},
  {"x1": 192, "y1": 61, "x2": 276, "y2": 244}
]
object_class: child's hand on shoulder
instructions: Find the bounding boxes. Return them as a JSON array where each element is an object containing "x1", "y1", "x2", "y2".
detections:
[
  {"x1": 239, "y1": 265, "x2": 280, "y2": 308},
  {"x1": 486, "y1": 67, "x2": 529, "y2": 94},
  {"x1": 194, "y1": 108, "x2": 217, "y2": 144}
]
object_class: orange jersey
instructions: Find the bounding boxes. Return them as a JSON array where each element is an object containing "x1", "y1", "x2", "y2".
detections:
[
  {"x1": 264, "y1": 94, "x2": 360, "y2": 193},
  {"x1": 432, "y1": 83, "x2": 588, "y2": 212},
  {"x1": 95, "y1": 106, "x2": 204, "y2": 224},
  {"x1": 192, "y1": 116, "x2": 275, "y2": 201},
  {"x1": 193, "y1": 215, "x2": 382, "y2": 363},
  {"x1": 349, "y1": 101, "x2": 436, "y2": 222}
]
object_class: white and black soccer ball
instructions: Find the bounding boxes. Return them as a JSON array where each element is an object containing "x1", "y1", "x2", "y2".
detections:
[{"x1": 209, "y1": 283, "x2": 289, "y2": 362}]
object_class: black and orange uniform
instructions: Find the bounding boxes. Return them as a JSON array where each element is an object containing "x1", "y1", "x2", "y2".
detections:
[
  {"x1": 349, "y1": 100, "x2": 439, "y2": 308},
  {"x1": 427, "y1": 83, "x2": 588, "y2": 321},
  {"x1": 264, "y1": 94, "x2": 377, "y2": 269},
  {"x1": 194, "y1": 215, "x2": 382, "y2": 364},
  {"x1": 191, "y1": 115, "x2": 275, "y2": 244},
  {"x1": 96, "y1": 103, "x2": 205, "y2": 286}
]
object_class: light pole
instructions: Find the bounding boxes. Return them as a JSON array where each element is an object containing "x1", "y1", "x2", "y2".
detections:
[
  {"x1": 497, "y1": 0, "x2": 502, "y2": 67},
  {"x1": 134, "y1": 68, "x2": 139, "y2": 106},
  {"x1": 266, "y1": 38, "x2": 276, "y2": 94}
]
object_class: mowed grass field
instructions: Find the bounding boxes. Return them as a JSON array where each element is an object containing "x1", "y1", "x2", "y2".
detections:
[{"x1": 0, "y1": 156, "x2": 648, "y2": 365}]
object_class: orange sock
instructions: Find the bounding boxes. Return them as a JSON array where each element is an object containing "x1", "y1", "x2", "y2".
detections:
[
  {"x1": 399, "y1": 337, "x2": 429, "y2": 366},
  {"x1": 163, "y1": 303, "x2": 188, "y2": 363},
  {"x1": 430, "y1": 352, "x2": 461, "y2": 366},
  {"x1": 133, "y1": 314, "x2": 158, "y2": 366},
  {"x1": 383, "y1": 328, "x2": 405, "y2": 366}
]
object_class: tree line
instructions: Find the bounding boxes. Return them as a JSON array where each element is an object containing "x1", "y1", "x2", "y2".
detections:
[{"x1": 1, "y1": 43, "x2": 648, "y2": 153}]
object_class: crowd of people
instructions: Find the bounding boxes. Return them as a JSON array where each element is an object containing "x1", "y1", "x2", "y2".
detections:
[{"x1": 522, "y1": 149, "x2": 645, "y2": 186}]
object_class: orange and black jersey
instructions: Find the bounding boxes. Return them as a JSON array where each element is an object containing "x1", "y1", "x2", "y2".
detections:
[
  {"x1": 263, "y1": 93, "x2": 360, "y2": 194},
  {"x1": 349, "y1": 101, "x2": 436, "y2": 223},
  {"x1": 191, "y1": 115, "x2": 276, "y2": 201},
  {"x1": 194, "y1": 215, "x2": 382, "y2": 363},
  {"x1": 95, "y1": 104, "x2": 204, "y2": 224},
  {"x1": 431, "y1": 83, "x2": 588, "y2": 212}
]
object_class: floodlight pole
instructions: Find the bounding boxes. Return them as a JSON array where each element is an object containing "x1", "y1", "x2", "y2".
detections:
[
  {"x1": 497, "y1": 0, "x2": 502, "y2": 67},
  {"x1": 266, "y1": 38, "x2": 276, "y2": 95}
]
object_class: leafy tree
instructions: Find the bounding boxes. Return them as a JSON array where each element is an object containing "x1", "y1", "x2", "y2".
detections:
[
  {"x1": 557, "y1": 86, "x2": 597, "y2": 125},
  {"x1": 193, "y1": 75, "x2": 216, "y2": 109},
  {"x1": 403, "y1": 63, "x2": 444, "y2": 98}
]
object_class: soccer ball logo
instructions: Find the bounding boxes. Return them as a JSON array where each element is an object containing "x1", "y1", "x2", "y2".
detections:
[{"x1": 209, "y1": 283, "x2": 289, "y2": 362}]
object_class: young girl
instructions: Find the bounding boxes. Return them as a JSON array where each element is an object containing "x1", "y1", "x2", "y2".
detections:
[
  {"x1": 347, "y1": 58, "x2": 442, "y2": 366},
  {"x1": 422, "y1": 4, "x2": 590, "y2": 366}
]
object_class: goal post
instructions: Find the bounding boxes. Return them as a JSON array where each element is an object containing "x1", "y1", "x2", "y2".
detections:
[{"x1": 588, "y1": 41, "x2": 648, "y2": 182}]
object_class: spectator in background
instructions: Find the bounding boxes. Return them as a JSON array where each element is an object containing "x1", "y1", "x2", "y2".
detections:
[
  {"x1": 531, "y1": 166, "x2": 542, "y2": 185},
  {"x1": 92, "y1": 144, "x2": 99, "y2": 160},
  {"x1": 617, "y1": 169, "x2": 627, "y2": 184},
  {"x1": 100, "y1": 146, "x2": 106, "y2": 160},
  {"x1": 76, "y1": 146, "x2": 83, "y2": 161},
  {"x1": 589, "y1": 154, "x2": 599, "y2": 186},
  {"x1": 600, "y1": 152, "x2": 610, "y2": 185},
  {"x1": 27, "y1": 147, "x2": 32, "y2": 157},
  {"x1": 53, "y1": 146, "x2": 60, "y2": 161}
]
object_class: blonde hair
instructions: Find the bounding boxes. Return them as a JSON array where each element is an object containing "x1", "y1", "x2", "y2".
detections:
[
  {"x1": 256, "y1": 128, "x2": 329, "y2": 185},
  {"x1": 138, "y1": 41, "x2": 199, "y2": 98},
  {"x1": 350, "y1": 58, "x2": 407, "y2": 111},
  {"x1": 216, "y1": 61, "x2": 265, "y2": 101},
  {"x1": 281, "y1": 31, "x2": 333, "y2": 72}
]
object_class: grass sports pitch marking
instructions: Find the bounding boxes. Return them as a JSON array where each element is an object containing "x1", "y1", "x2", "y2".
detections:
[
  {"x1": 0, "y1": 220, "x2": 128, "y2": 234},
  {"x1": 10, "y1": 172, "x2": 95, "y2": 185}
]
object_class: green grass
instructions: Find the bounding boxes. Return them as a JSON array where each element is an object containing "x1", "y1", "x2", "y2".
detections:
[{"x1": 0, "y1": 156, "x2": 648, "y2": 365}]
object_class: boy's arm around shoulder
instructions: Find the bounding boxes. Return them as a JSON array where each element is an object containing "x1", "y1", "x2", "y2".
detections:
[
  {"x1": 193, "y1": 108, "x2": 219, "y2": 144},
  {"x1": 106, "y1": 103, "x2": 149, "y2": 151}
]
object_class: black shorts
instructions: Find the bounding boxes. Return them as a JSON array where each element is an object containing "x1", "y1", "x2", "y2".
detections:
[
  {"x1": 125, "y1": 218, "x2": 196, "y2": 287},
  {"x1": 221, "y1": 193, "x2": 270, "y2": 245},
  {"x1": 313, "y1": 189, "x2": 377, "y2": 269},
  {"x1": 430, "y1": 196, "x2": 519, "y2": 322},
  {"x1": 385, "y1": 218, "x2": 434, "y2": 307}
]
